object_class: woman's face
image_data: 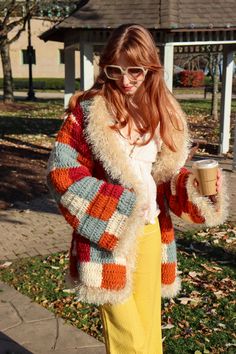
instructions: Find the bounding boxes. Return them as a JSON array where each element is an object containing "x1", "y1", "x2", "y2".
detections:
[{"x1": 113, "y1": 55, "x2": 145, "y2": 96}]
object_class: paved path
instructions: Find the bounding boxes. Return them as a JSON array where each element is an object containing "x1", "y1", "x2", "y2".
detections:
[
  {"x1": 0, "y1": 281, "x2": 105, "y2": 354},
  {"x1": 1, "y1": 90, "x2": 236, "y2": 101}
]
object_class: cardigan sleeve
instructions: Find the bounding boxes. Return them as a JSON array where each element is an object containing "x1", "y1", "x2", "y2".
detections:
[
  {"x1": 47, "y1": 104, "x2": 136, "y2": 251},
  {"x1": 157, "y1": 167, "x2": 228, "y2": 227}
]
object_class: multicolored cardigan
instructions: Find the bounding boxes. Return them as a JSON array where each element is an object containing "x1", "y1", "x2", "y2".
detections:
[{"x1": 47, "y1": 95, "x2": 228, "y2": 305}]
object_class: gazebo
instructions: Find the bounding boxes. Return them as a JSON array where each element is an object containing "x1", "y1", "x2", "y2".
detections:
[{"x1": 40, "y1": 0, "x2": 236, "y2": 161}]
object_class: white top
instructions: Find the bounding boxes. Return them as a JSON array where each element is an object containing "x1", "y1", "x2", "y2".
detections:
[{"x1": 118, "y1": 127, "x2": 162, "y2": 224}]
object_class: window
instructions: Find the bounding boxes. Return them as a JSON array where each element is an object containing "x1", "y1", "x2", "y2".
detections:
[
  {"x1": 22, "y1": 49, "x2": 36, "y2": 65},
  {"x1": 59, "y1": 49, "x2": 65, "y2": 64}
]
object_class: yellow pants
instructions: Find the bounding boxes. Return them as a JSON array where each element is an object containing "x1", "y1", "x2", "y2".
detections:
[{"x1": 100, "y1": 218, "x2": 163, "y2": 354}]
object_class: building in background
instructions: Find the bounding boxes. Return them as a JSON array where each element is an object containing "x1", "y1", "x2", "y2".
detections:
[{"x1": 0, "y1": 19, "x2": 81, "y2": 79}]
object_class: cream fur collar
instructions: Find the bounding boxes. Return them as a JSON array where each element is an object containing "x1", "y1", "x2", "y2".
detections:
[{"x1": 84, "y1": 95, "x2": 190, "y2": 185}]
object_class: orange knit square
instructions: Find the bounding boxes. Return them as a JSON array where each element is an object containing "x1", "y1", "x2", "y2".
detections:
[
  {"x1": 87, "y1": 194, "x2": 118, "y2": 220},
  {"x1": 50, "y1": 169, "x2": 73, "y2": 193},
  {"x1": 162, "y1": 263, "x2": 176, "y2": 285},
  {"x1": 99, "y1": 232, "x2": 118, "y2": 250},
  {"x1": 161, "y1": 229, "x2": 175, "y2": 244},
  {"x1": 57, "y1": 131, "x2": 72, "y2": 145},
  {"x1": 101, "y1": 264, "x2": 126, "y2": 290}
]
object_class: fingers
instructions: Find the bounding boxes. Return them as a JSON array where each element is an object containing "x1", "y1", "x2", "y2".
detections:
[
  {"x1": 193, "y1": 178, "x2": 199, "y2": 188},
  {"x1": 209, "y1": 195, "x2": 217, "y2": 204}
]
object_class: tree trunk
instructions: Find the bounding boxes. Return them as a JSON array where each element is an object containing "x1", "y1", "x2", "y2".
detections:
[
  {"x1": 0, "y1": 39, "x2": 14, "y2": 103},
  {"x1": 211, "y1": 53, "x2": 220, "y2": 120}
]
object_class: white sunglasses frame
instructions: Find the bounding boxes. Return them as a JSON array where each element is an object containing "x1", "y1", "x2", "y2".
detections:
[{"x1": 104, "y1": 65, "x2": 148, "y2": 81}]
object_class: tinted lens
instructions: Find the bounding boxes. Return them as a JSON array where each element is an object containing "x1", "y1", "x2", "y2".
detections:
[
  {"x1": 105, "y1": 66, "x2": 122, "y2": 79},
  {"x1": 127, "y1": 67, "x2": 145, "y2": 80}
]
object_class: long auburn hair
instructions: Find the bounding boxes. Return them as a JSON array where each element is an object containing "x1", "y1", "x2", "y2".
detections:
[{"x1": 68, "y1": 24, "x2": 184, "y2": 151}]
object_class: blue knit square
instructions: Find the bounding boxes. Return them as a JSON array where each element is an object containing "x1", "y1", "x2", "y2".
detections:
[
  {"x1": 117, "y1": 189, "x2": 136, "y2": 216},
  {"x1": 167, "y1": 241, "x2": 177, "y2": 263},
  {"x1": 78, "y1": 214, "x2": 107, "y2": 244},
  {"x1": 90, "y1": 244, "x2": 114, "y2": 263},
  {"x1": 68, "y1": 177, "x2": 103, "y2": 202}
]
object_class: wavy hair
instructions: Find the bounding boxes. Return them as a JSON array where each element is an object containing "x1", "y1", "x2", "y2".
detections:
[{"x1": 68, "y1": 24, "x2": 185, "y2": 151}]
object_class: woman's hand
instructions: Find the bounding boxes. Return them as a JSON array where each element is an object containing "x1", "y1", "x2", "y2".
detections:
[{"x1": 193, "y1": 168, "x2": 222, "y2": 205}]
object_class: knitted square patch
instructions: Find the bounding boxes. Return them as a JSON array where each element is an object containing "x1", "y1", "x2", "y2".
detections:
[{"x1": 101, "y1": 264, "x2": 126, "y2": 290}]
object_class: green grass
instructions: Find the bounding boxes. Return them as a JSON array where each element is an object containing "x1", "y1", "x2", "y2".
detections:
[
  {"x1": 179, "y1": 98, "x2": 236, "y2": 115},
  {"x1": 1, "y1": 225, "x2": 236, "y2": 353},
  {"x1": 0, "y1": 99, "x2": 64, "y2": 147}
]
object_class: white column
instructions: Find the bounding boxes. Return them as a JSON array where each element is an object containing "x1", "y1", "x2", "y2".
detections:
[
  {"x1": 80, "y1": 42, "x2": 94, "y2": 91},
  {"x1": 163, "y1": 43, "x2": 174, "y2": 92},
  {"x1": 219, "y1": 48, "x2": 234, "y2": 154},
  {"x1": 233, "y1": 124, "x2": 236, "y2": 171},
  {"x1": 64, "y1": 47, "x2": 75, "y2": 108}
]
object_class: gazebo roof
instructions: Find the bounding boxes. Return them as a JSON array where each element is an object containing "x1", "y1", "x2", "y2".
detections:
[{"x1": 40, "y1": 0, "x2": 236, "y2": 42}]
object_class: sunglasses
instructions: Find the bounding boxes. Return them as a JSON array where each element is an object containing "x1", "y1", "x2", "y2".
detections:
[{"x1": 104, "y1": 65, "x2": 148, "y2": 81}]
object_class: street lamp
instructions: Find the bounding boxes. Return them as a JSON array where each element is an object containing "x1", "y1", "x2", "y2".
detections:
[{"x1": 27, "y1": 16, "x2": 35, "y2": 100}]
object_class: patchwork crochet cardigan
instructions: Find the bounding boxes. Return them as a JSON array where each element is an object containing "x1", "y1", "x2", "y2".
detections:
[{"x1": 47, "y1": 95, "x2": 228, "y2": 305}]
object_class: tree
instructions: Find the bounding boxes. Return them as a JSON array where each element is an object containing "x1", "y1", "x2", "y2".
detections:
[
  {"x1": 0, "y1": 1, "x2": 78, "y2": 103},
  {"x1": 208, "y1": 52, "x2": 222, "y2": 120}
]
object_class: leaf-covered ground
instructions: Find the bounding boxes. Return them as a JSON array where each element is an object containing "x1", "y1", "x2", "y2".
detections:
[{"x1": 1, "y1": 225, "x2": 236, "y2": 353}]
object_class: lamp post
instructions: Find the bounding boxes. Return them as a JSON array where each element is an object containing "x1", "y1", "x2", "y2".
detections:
[{"x1": 27, "y1": 16, "x2": 35, "y2": 100}]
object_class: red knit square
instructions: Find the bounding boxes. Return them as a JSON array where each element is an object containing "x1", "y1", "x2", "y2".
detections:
[
  {"x1": 159, "y1": 213, "x2": 175, "y2": 243},
  {"x1": 69, "y1": 166, "x2": 90, "y2": 182},
  {"x1": 169, "y1": 195, "x2": 182, "y2": 217},
  {"x1": 187, "y1": 201, "x2": 205, "y2": 223},
  {"x1": 77, "y1": 236, "x2": 90, "y2": 262},
  {"x1": 101, "y1": 264, "x2": 126, "y2": 290},
  {"x1": 100, "y1": 183, "x2": 124, "y2": 199}
]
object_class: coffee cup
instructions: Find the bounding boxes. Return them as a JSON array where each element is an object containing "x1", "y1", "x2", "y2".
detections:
[{"x1": 192, "y1": 159, "x2": 219, "y2": 196}]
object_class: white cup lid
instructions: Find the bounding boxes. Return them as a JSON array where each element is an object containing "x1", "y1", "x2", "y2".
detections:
[{"x1": 192, "y1": 159, "x2": 218, "y2": 169}]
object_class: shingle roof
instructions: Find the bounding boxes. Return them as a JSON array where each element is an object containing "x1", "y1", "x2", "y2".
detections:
[
  {"x1": 56, "y1": 0, "x2": 161, "y2": 29},
  {"x1": 40, "y1": 0, "x2": 236, "y2": 42}
]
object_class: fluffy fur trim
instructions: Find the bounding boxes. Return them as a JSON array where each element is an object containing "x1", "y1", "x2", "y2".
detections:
[
  {"x1": 161, "y1": 276, "x2": 181, "y2": 298},
  {"x1": 186, "y1": 172, "x2": 229, "y2": 227},
  {"x1": 152, "y1": 97, "x2": 191, "y2": 184}
]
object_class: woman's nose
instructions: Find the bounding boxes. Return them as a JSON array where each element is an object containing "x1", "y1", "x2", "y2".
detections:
[{"x1": 122, "y1": 74, "x2": 130, "y2": 85}]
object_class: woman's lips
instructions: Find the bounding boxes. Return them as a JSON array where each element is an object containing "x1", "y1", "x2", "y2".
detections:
[{"x1": 122, "y1": 86, "x2": 133, "y2": 91}]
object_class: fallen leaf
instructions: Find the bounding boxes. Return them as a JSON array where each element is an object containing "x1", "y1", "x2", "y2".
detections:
[
  {"x1": 189, "y1": 271, "x2": 198, "y2": 277},
  {"x1": 161, "y1": 324, "x2": 175, "y2": 330},
  {"x1": 0, "y1": 261, "x2": 12, "y2": 269}
]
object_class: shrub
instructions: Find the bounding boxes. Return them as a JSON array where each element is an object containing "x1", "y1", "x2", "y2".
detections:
[
  {"x1": 179, "y1": 70, "x2": 205, "y2": 87},
  {"x1": 0, "y1": 78, "x2": 80, "y2": 90}
]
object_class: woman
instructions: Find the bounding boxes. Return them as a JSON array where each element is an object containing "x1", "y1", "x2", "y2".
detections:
[{"x1": 47, "y1": 24, "x2": 228, "y2": 354}]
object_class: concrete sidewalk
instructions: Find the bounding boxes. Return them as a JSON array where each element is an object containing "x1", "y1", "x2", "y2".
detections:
[{"x1": 0, "y1": 281, "x2": 105, "y2": 354}]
